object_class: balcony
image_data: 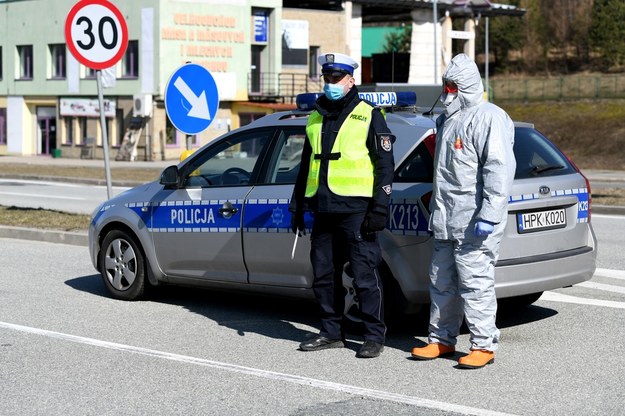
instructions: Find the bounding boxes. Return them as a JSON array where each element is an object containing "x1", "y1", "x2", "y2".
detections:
[{"x1": 248, "y1": 72, "x2": 323, "y2": 103}]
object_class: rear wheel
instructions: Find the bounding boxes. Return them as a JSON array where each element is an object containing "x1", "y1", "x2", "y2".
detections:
[
  {"x1": 341, "y1": 262, "x2": 411, "y2": 327},
  {"x1": 99, "y1": 230, "x2": 146, "y2": 300},
  {"x1": 500, "y1": 292, "x2": 544, "y2": 309}
]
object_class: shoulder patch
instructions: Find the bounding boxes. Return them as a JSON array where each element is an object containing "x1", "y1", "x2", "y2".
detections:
[
  {"x1": 382, "y1": 185, "x2": 392, "y2": 195},
  {"x1": 380, "y1": 135, "x2": 393, "y2": 152}
]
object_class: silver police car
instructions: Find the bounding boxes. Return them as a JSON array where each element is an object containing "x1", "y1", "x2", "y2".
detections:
[{"x1": 88, "y1": 92, "x2": 597, "y2": 317}]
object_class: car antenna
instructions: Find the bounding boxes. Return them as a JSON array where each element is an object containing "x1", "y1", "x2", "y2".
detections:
[{"x1": 422, "y1": 92, "x2": 442, "y2": 116}]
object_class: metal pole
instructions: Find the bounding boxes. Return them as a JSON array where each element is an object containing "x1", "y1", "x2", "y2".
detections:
[
  {"x1": 96, "y1": 70, "x2": 113, "y2": 200},
  {"x1": 433, "y1": 0, "x2": 439, "y2": 83},
  {"x1": 485, "y1": 17, "x2": 489, "y2": 100}
]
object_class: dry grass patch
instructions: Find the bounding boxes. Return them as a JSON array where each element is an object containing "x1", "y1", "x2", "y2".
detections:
[{"x1": 0, "y1": 206, "x2": 90, "y2": 231}]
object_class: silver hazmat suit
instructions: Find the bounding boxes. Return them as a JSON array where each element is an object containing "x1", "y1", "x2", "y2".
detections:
[{"x1": 428, "y1": 54, "x2": 516, "y2": 351}]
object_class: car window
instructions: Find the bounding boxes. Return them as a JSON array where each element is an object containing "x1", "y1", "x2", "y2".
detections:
[
  {"x1": 182, "y1": 128, "x2": 273, "y2": 187},
  {"x1": 262, "y1": 128, "x2": 306, "y2": 185},
  {"x1": 513, "y1": 127, "x2": 576, "y2": 179},
  {"x1": 394, "y1": 138, "x2": 435, "y2": 183}
]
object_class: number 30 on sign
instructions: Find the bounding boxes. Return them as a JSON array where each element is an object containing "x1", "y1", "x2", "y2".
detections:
[{"x1": 65, "y1": 0, "x2": 128, "y2": 70}]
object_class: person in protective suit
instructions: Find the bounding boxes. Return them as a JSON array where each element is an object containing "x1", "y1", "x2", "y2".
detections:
[
  {"x1": 289, "y1": 52, "x2": 395, "y2": 358},
  {"x1": 410, "y1": 54, "x2": 516, "y2": 368}
]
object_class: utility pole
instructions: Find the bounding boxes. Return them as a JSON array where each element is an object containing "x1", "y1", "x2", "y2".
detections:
[{"x1": 433, "y1": 0, "x2": 439, "y2": 83}]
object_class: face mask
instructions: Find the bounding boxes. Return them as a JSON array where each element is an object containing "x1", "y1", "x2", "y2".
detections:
[
  {"x1": 440, "y1": 92, "x2": 461, "y2": 115},
  {"x1": 324, "y1": 82, "x2": 346, "y2": 101}
]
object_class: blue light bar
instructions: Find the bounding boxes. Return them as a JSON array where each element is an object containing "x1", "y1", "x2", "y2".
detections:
[{"x1": 295, "y1": 91, "x2": 417, "y2": 111}]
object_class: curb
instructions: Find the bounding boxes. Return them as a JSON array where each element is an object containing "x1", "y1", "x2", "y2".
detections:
[
  {"x1": 0, "y1": 225, "x2": 88, "y2": 247},
  {"x1": 592, "y1": 204, "x2": 625, "y2": 216},
  {"x1": 0, "y1": 173, "x2": 147, "y2": 188}
]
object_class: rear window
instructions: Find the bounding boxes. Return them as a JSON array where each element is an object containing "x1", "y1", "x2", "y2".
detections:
[
  {"x1": 513, "y1": 127, "x2": 576, "y2": 179},
  {"x1": 394, "y1": 127, "x2": 577, "y2": 183}
]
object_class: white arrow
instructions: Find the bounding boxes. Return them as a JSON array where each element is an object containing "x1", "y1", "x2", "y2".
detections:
[{"x1": 173, "y1": 76, "x2": 211, "y2": 120}]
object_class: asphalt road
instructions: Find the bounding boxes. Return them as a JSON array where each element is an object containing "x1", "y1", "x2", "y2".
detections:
[
  {"x1": 1, "y1": 213, "x2": 624, "y2": 415},
  {"x1": 1, "y1": 158, "x2": 624, "y2": 414}
]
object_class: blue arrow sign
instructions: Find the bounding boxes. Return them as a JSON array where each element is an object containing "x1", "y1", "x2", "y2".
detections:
[{"x1": 165, "y1": 63, "x2": 220, "y2": 135}]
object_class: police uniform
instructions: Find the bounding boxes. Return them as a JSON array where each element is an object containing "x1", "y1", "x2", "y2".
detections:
[{"x1": 289, "y1": 53, "x2": 395, "y2": 358}]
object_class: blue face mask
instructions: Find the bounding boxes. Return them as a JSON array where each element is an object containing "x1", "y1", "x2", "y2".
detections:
[{"x1": 323, "y1": 82, "x2": 346, "y2": 101}]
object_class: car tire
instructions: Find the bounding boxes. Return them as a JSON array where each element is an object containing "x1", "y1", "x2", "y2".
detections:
[
  {"x1": 99, "y1": 230, "x2": 147, "y2": 301},
  {"x1": 341, "y1": 263, "x2": 410, "y2": 328},
  {"x1": 501, "y1": 291, "x2": 544, "y2": 309}
]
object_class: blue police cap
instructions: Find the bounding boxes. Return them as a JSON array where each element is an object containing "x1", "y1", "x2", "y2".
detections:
[{"x1": 318, "y1": 52, "x2": 359, "y2": 75}]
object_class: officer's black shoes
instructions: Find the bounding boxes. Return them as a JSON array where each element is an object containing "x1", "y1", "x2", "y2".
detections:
[
  {"x1": 356, "y1": 341, "x2": 384, "y2": 358},
  {"x1": 299, "y1": 336, "x2": 344, "y2": 351}
]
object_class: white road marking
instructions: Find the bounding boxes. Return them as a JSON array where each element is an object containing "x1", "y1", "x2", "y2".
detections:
[
  {"x1": 578, "y1": 281, "x2": 625, "y2": 295},
  {"x1": 593, "y1": 214, "x2": 625, "y2": 220},
  {"x1": 0, "y1": 321, "x2": 516, "y2": 416},
  {"x1": 540, "y1": 292, "x2": 625, "y2": 309},
  {"x1": 0, "y1": 191, "x2": 85, "y2": 200},
  {"x1": 594, "y1": 268, "x2": 625, "y2": 281}
]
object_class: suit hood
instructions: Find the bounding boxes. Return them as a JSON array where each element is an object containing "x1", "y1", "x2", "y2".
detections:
[{"x1": 442, "y1": 53, "x2": 484, "y2": 110}]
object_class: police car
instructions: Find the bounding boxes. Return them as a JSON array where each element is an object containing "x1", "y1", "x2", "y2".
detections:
[{"x1": 88, "y1": 91, "x2": 597, "y2": 318}]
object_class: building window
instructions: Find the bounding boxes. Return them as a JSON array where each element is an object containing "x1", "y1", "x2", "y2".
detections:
[
  {"x1": 165, "y1": 116, "x2": 178, "y2": 146},
  {"x1": 309, "y1": 46, "x2": 320, "y2": 78},
  {"x1": 84, "y1": 67, "x2": 96, "y2": 79},
  {"x1": 17, "y1": 45, "x2": 33, "y2": 80},
  {"x1": 79, "y1": 118, "x2": 98, "y2": 145},
  {"x1": 49, "y1": 44, "x2": 66, "y2": 79},
  {"x1": 0, "y1": 108, "x2": 6, "y2": 145},
  {"x1": 64, "y1": 117, "x2": 74, "y2": 145},
  {"x1": 121, "y1": 40, "x2": 139, "y2": 78}
]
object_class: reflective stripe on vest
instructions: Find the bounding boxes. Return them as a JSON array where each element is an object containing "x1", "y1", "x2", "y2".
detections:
[{"x1": 305, "y1": 101, "x2": 374, "y2": 197}]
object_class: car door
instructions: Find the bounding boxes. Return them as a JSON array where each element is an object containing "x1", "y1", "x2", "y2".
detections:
[
  {"x1": 242, "y1": 126, "x2": 314, "y2": 288},
  {"x1": 151, "y1": 128, "x2": 275, "y2": 282}
]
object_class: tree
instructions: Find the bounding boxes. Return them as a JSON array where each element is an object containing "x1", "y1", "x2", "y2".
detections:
[
  {"x1": 383, "y1": 24, "x2": 412, "y2": 53},
  {"x1": 590, "y1": 0, "x2": 625, "y2": 70}
]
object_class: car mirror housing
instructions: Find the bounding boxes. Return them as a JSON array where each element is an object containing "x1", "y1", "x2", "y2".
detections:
[{"x1": 160, "y1": 165, "x2": 180, "y2": 187}]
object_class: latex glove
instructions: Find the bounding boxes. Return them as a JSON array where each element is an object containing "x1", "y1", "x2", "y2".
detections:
[
  {"x1": 474, "y1": 220, "x2": 495, "y2": 237},
  {"x1": 362, "y1": 211, "x2": 387, "y2": 234},
  {"x1": 290, "y1": 212, "x2": 306, "y2": 235}
]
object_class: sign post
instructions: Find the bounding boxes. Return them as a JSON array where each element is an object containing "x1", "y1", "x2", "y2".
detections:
[{"x1": 65, "y1": 0, "x2": 128, "y2": 199}]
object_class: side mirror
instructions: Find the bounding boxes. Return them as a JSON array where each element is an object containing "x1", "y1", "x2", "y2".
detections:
[{"x1": 160, "y1": 165, "x2": 180, "y2": 187}]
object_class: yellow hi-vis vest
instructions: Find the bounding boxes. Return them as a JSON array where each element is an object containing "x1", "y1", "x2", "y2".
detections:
[{"x1": 305, "y1": 101, "x2": 375, "y2": 197}]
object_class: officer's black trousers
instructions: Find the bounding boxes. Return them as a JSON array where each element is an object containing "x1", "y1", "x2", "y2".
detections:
[{"x1": 310, "y1": 212, "x2": 386, "y2": 344}]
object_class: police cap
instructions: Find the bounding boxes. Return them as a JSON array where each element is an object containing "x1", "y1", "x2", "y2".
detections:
[{"x1": 318, "y1": 52, "x2": 359, "y2": 75}]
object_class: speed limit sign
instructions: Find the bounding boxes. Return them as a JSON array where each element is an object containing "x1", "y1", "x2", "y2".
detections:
[{"x1": 65, "y1": 0, "x2": 128, "y2": 70}]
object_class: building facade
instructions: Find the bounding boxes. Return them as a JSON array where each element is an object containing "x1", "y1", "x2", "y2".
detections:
[{"x1": 0, "y1": 0, "x2": 521, "y2": 161}]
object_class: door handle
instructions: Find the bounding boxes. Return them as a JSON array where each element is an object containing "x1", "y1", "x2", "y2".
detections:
[
  {"x1": 218, "y1": 207, "x2": 239, "y2": 214},
  {"x1": 218, "y1": 202, "x2": 239, "y2": 219}
]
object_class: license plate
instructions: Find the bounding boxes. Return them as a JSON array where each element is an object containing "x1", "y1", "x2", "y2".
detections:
[{"x1": 517, "y1": 208, "x2": 566, "y2": 233}]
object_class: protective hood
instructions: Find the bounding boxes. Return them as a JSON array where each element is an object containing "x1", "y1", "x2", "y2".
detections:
[{"x1": 442, "y1": 54, "x2": 484, "y2": 113}]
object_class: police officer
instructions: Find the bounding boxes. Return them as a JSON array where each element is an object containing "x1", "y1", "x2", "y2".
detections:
[{"x1": 289, "y1": 52, "x2": 395, "y2": 358}]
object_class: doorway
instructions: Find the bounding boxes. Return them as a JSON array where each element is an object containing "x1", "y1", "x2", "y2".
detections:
[{"x1": 37, "y1": 106, "x2": 57, "y2": 155}]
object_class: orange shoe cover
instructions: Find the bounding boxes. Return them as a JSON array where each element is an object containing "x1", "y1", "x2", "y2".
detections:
[
  {"x1": 411, "y1": 343, "x2": 455, "y2": 360},
  {"x1": 457, "y1": 350, "x2": 495, "y2": 369}
]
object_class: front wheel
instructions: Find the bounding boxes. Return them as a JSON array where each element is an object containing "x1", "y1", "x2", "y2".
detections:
[{"x1": 99, "y1": 230, "x2": 147, "y2": 300}]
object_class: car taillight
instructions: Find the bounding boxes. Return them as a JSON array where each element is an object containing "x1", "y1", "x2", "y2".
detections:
[
  {"x1": 582, "y1": 172, "x2": 592, "y2": 222},
  {"x1": 423, "y1": 133, "x2": 436, "y2": 157},
  {"x1": 562, "y1": 151, "x2": 592, "y2": 222}
]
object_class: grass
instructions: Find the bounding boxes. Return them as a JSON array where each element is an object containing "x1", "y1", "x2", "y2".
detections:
[
  {"x1": 0, "y1": 206, "x2": 91, "y2": 231},
  {"x1": 0, "y1": 99, "x2": 623, "y2": 232},
  {"x1": 0, "y1": 163, "x2": 162, "y2": 184}
]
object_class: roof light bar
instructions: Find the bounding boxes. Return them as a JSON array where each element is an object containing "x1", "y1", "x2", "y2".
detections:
[{"x1": 295, "y1": 91, "x2": 418, "y2": 111}]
